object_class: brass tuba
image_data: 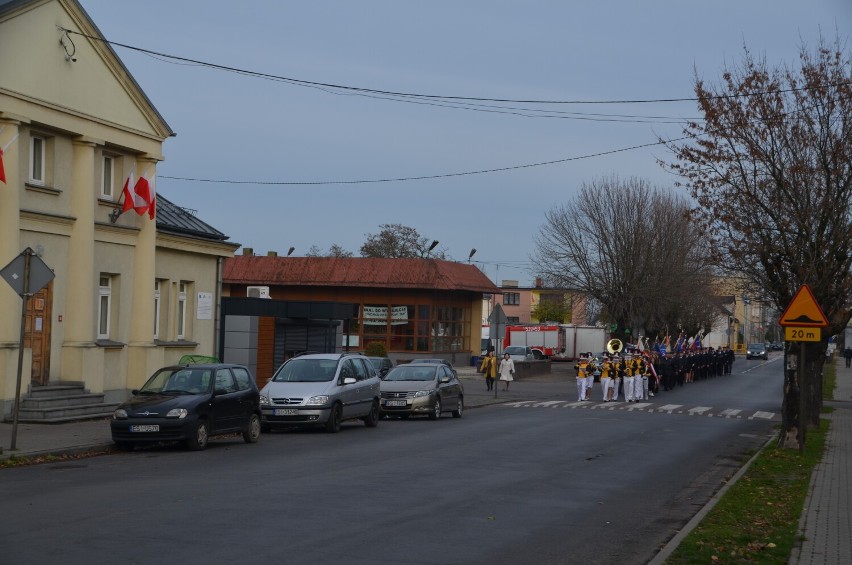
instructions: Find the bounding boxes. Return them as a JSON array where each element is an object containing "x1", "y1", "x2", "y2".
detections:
[{"x1": 607, "y1": 338, "x2": 623, "y2": 355}]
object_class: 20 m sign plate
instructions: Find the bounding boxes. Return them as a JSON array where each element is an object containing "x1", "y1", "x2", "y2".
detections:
[{"x1": 785, "y1": 327, "x2": 821, "y2": 342}]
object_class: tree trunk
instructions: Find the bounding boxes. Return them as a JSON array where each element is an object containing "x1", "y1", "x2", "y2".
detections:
[{"x1": 779, "y1": 341, "x2": 826, "y2": 449}]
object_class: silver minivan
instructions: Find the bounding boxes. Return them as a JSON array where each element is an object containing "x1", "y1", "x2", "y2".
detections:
[{"x1": 259, "y1": 353, "x2": 381, "y2": 433}]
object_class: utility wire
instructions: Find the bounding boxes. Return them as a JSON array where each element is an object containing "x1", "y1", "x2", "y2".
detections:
[
  {"x1": 60, "y1": 27, "x2": 848, "y2": 108},
  {"x1": 159, "y1": 137, "x2": 690, "y2": 186}
]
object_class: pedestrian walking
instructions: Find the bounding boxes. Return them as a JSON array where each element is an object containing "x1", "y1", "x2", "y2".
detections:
[
  {"x1": 479, "y1": 351, "x2": 497, "y2": 391},
  {"x1": 844, "y1": 346, "x2": 852, "y2": 368},
  {"x1": 499, "y1": 352, "x2": 515, "y2": 391}
]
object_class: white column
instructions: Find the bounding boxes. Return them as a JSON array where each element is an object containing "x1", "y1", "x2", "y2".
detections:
[{"x1": 126, "y1": 157, "x2": 160, "y2": 389}]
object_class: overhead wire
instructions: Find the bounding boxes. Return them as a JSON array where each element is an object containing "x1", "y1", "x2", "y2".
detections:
[
  {"x1": 58, "y1": 28, "x2": 843, "y2": 114},
  {"x1": 158, "y1": 137, "x2": 692, "y2": 186}
]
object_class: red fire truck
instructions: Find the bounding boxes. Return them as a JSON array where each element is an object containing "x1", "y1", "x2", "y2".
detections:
[
  {"x1": 504, "y1": 325, "x2": 560, "y2": 358},
  {"x1": 501, "y1": 324, "x2": 607, "y2": 360}
]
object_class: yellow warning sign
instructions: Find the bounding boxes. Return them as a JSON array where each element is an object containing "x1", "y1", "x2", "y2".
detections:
[
  {"x1": 778, "y1": 284, "x2": 829, "y2": 327},
  {"x1": 785, "y1": 327, "x2": 821, "y2": 341}
]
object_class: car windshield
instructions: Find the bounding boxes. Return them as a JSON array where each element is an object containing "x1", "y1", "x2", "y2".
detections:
[
  {"x1": 139, "y1": 368, "x2": 212, "y2": 394},
  {"x1": 384, "y1": 366, "x2": 436, "y2": 382},
  {"x1": 748, "y1": 343, "x2": 765, "y2": 350},
  {"x1": 368, "y1": 358, "x2": 388, "y2": 369},
  {"x1": 504, "y1": 347, "x2": 526, "y2": 355},
  {"x1": 272, "y1": 358, "x2": 338, "y2": 382}
]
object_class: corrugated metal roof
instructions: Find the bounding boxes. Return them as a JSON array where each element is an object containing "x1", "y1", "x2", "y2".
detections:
[
  {"x1": 156, "y1": 194, "x2": 230, "y2": 241},
  {"x1": 223, "y1": 256, "x2": 500, "y2": 293}
]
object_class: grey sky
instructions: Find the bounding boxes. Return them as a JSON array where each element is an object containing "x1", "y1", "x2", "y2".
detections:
[{"x1": 79, "y1": 0, "x2": 850, "y2": 285}]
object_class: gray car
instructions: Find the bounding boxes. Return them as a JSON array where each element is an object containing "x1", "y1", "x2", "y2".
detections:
[
  {"x1": 259, "y1": 353, "x2": 381, "y2": 433},
  {"x1": 380, "y1": 362, "x2": 464, "y2": 420},
  {"x1": 746, "y1": 342, "x2": 768, "y2": 360}
]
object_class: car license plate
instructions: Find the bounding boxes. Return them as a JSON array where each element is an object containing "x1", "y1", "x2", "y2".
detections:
[
  {"x1": 130, "y1": 425, "x2": 159, "y2": 432},
  {"x1": 274, "y1": 408, "x2": 299, "y2": 416},
  {"x1": 385, "y1": 400, "x2": 407, "y2": 407}
]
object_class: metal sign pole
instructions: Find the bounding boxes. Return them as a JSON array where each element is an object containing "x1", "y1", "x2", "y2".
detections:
[{"x1": 9, "y1": 250, "x2": 31, "y2": 451}]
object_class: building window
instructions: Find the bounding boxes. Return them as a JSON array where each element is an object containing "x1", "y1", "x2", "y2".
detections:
[
  {"x1": 503, "y1": 292, "x2": 520, "y2": 305},
  {"x1": 153, "y1": 280, "x2": 161, "y2": 339},
  {"x1": 102, "y1": 155, "x2": 114, "y2": 198},
  {"x1": 97, "y1": 275, "x2": 111, "y2": 339},
  {"x1": 507, "y1": 317, "x2": 520, "y2": 324},
  {"x1": 177, "y1": 282, "x2": 187, "y2": 339},
  {"x1": 30, "y1": 136, "x2": 45, "y2": 184}
]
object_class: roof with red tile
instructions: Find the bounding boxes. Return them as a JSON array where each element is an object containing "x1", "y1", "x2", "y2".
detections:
[{"x1": 223, "y1": 256, "x2": 500, "y2": 293}]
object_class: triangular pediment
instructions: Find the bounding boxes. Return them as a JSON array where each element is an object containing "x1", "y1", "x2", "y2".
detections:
[{"x1": 0, "y1": 0, "x2": 173, "y2": 141}]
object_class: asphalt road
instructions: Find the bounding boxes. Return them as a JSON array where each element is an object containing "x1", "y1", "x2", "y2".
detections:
[{"x1": 0, "y1": 355, "x2": 784, "y2": 565}]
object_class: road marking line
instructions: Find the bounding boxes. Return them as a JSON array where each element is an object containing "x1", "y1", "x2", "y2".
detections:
[
  {"x1": 657, "y1": 404, "x2": 682, "y2": 413},
  {"x1": 719, "y1": 409, "x2": 742, "y2": 418},
  {"x1": 750, "y1": 411, "x2": 775, "y2": 420},
  {"x1": 688, "y1": 406, "x2": 713, "y2": 416}
]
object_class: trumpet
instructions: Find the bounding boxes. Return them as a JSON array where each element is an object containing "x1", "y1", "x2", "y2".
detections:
[{"x1": 607, "y1": 338, "x2": 623, "y2": 355}]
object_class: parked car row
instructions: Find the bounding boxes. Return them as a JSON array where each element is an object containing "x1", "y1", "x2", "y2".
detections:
[{"x1": 110, "y1": 353, "x2": 464, "y2": 451}]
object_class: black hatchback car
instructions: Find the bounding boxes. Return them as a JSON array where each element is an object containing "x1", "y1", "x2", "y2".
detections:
[{"x1": 110, "y1": 363, "x2": 261, "y2": 451}]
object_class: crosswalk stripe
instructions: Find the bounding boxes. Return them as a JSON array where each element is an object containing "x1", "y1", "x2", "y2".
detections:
[{"x1": 497, "y1": 401, "x2": 779, "y2": 421}]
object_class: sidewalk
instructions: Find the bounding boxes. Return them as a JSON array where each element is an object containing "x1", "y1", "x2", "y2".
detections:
[{"x1": 789, "y1": 357, "x2": 852, "y2": 564}]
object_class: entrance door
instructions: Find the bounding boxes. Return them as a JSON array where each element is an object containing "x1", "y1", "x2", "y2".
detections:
[{"x1": 24, "y1": 282, "x2": 52, "y2": 386}]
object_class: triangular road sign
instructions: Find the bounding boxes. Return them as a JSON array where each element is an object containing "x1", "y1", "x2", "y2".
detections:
[{"x1": 778, "y1": 284, "x2": 829, "y2": 327}]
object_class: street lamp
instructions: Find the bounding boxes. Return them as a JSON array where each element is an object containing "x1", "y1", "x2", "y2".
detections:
[
  {"x1": 468, "y1": 248, "x2": 477, "y2": 262},
  {"x1": 426, "y1": 240, "x2": 439, "y2": 258},
  {"x1": 286, "y1": 246, "x2": 295, "y2": 256}
]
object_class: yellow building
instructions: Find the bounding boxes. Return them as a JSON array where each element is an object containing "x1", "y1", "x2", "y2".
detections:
[{"x1": 0, "y1": 0, "x2": 238, "y2": 419}]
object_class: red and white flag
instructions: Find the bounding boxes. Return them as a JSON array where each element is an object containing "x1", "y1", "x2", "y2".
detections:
[
  {"x1": 121, "y1": 170, "x2": 156, "y2": 218},
  {"x1": 120, "y1": 171, "x2": 136, "y2": 213},
  {"x1": 0, "y1": 129, "x2": 20, "y2": 185}
]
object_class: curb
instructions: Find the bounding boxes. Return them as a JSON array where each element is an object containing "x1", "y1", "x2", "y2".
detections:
[{"x1": 647, "y1": 431, "x2": 777, "y2": 564}]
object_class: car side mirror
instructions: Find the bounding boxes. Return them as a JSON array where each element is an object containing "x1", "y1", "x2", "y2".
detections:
[
  {"x1": 342, "y1": 377, "x2": 357, "y2": 385},
  {"x1": 440, "y1": 376, "x2": 451, "y2": 383},
  {"x1": 131, "y1": 389, "x2": 140, "y2": 396}
]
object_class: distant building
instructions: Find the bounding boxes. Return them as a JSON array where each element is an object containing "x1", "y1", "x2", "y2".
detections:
[{"x1": 496, "y1": 278, "x2": 586, "y2": 325}]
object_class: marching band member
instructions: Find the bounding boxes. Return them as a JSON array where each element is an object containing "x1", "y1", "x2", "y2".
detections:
[
  {"x1": 623, "y1": 353, "x2": 636, "y2": 402},
  {"x1": 584, "y1": 352, "x2": 596, "y2": 400},
  {"x1": 610, "y1": 355, "x2": 622, "y2": 401},
  {"x1": 599, "y1": 355, "x2": 613, "y2": 402},
  {"x1": 574, "y1": 354, "x2": 589, "y2": 401}
]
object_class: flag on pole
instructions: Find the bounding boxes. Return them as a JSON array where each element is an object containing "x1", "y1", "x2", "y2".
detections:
[
  {"x1": 146, "y1": 173, "x2": 156, "y2": 219},
  {"x1": 121, "y1": 169, "x2": 156, "y2": 218},
  {"x1": 0, "y1": 130, "x2": 20, "y2": 185},
  {"x1": 120, "y1": 171, "x2": 136, "y2": 214}
]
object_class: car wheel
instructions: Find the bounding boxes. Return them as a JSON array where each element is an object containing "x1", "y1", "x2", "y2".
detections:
[
  {"x1": 533, "y1": 350, "x2": 543, "y2": 360},
  {"x1": 243, "y1": 413, "x2": 261, "y2": 443},
  {"x1": 429, "y1": 397, "x2": 442, "y2": 420},
  {"x1": 363, "y1": 400, "x2": 380, "y2": 428},
  {"x1": 452, "y1": 396, "x2": 464, "y2": 418},
  {"x1": 325, "y1": 403, "x2": 342, "y2": 433},
  {"x1": 186, "y1": 419, "x2": 209, "y2": 451}
]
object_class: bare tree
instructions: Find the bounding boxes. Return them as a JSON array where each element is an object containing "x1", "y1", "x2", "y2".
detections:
[
  {"x1": 360, "y1": 224, "x2": 446, "y2": 259},
  {"x1": 305, "y1": 244, "x2": 354, "y2": 257},
  {"x1": 662, "y1": 36, "x2": 852, "y2": 447},
  {"x1": 532, "y1": 176, "x2": 716, "y2": 342}
]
